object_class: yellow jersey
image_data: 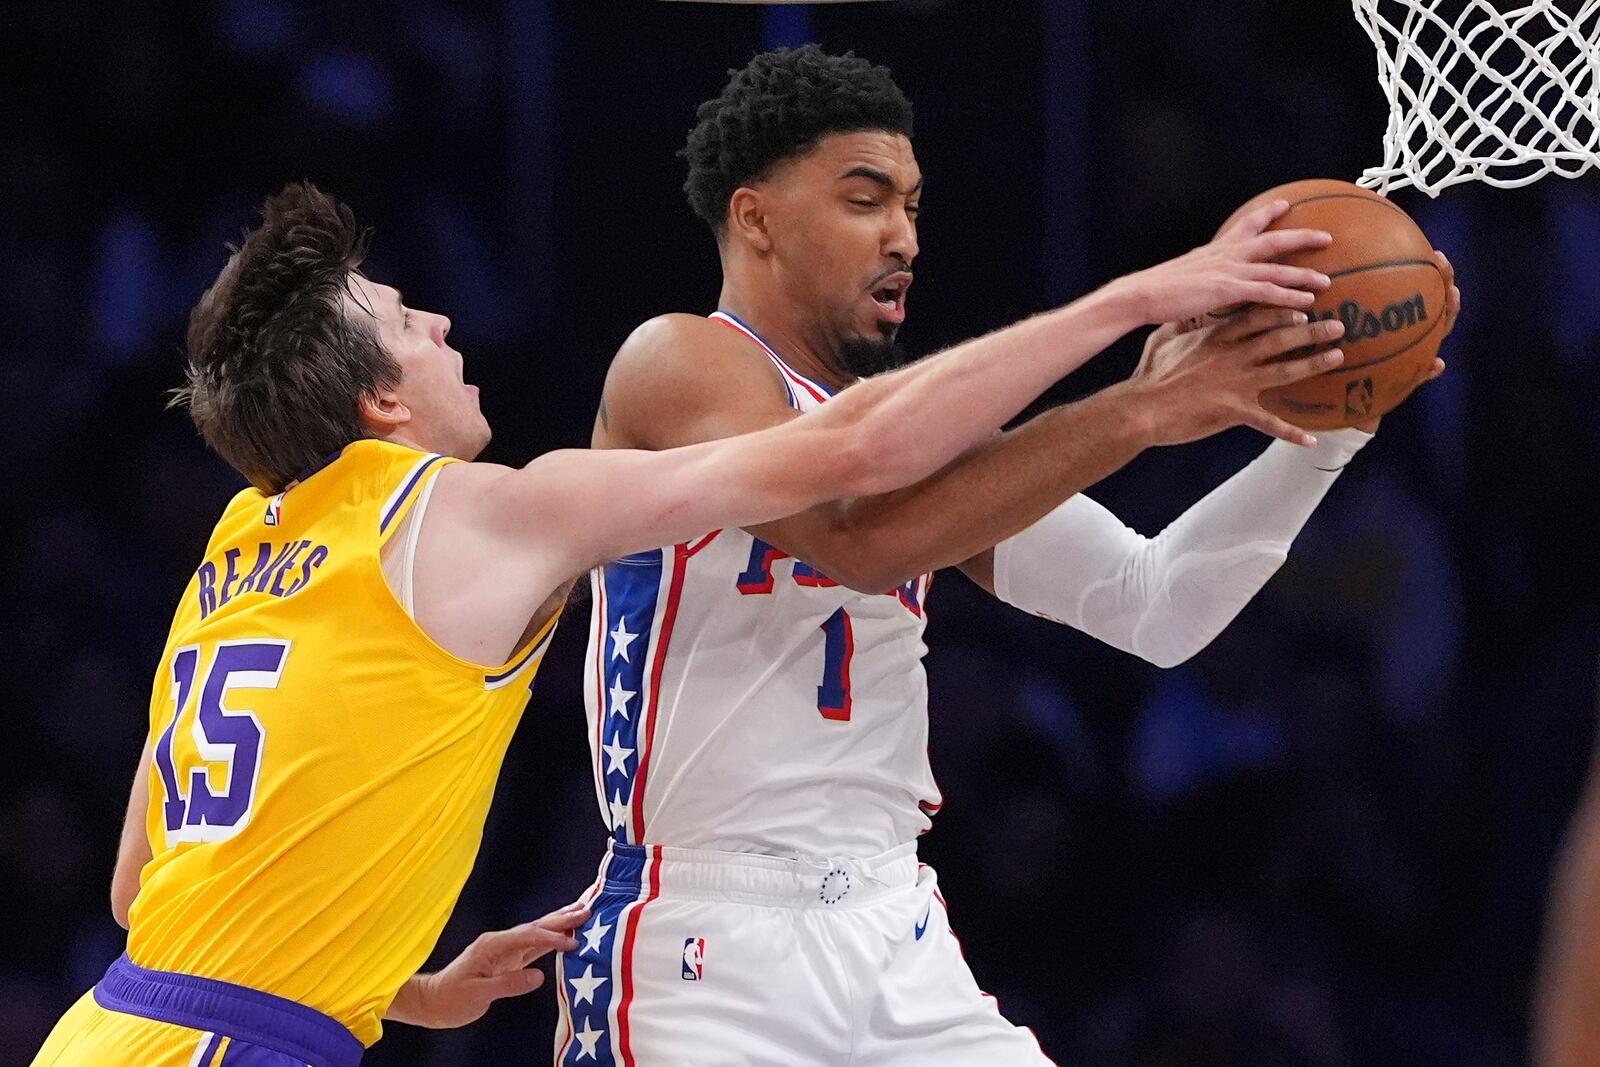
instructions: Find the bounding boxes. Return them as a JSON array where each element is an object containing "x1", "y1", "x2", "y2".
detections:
[{"x1": 124, "y1": 439, "x2": 557, "y2": 1046}]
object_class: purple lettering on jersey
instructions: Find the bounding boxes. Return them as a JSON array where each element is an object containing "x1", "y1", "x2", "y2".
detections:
[
  {"x1": 153, "y1": 641, "x2": 287, "y2": 842},
  {"x1": 196, "y1": 563, "x2": 219, "y2": 620},
  {"x1": 233, "y1": 543, "x2": 276, "y2": 595},
  {"x1": 792, "y1": 560, "x2": 839, "y2": 588},
  {"x1": 735, "y1": 538, "x2": 791, "y2": 595},
  {"x1": 182, "y1": 641, "x2": 286, "y2": 833},
  {"x1": 283, "y1": 544, "x2": 329, "y2": 596},
  {"x1": 218, "y1": 547, "x2": 243, "y2": 607},
  {"x1": 268, "y1": 540, "x2": 310, "y2": 597},
  {"x1": 153, "y1": 648, "x2": 200, "y2": 833}
]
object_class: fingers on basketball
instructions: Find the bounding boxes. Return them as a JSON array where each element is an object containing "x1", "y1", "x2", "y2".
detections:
[
  {"x1": 1243, "y1": 406, "x2": 1317, "y2": 448},
  {"x1": 1214, "y1": 306, "x2": 1302, "y2": 344},
  {"x1": 1223, "y1": 198, "x2": 1292, "y2": 241}
]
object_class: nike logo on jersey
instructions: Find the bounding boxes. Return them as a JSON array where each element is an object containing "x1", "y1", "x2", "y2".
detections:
[{"x1": 914, "y1": 904, "x2": 932, "y2": 940}]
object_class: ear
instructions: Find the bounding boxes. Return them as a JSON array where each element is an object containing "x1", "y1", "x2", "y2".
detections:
[
  {"x1": 726, "y1": 187, "x2": 773, "y2": 254},
  {"x1": 357, "y1": 385, "x2": 411, "y2": 436}
]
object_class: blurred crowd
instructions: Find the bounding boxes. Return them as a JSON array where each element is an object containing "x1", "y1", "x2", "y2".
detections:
[{"x1": 4, "y1": 2, "x2": 1597, "y2": 1064}]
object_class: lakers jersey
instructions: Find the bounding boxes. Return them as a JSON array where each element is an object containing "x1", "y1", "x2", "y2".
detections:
[
  {"x1": 125, "y1": 439, "x2": 558, "y2": 1046},
  {"x1": 581, "y1": 311, "x2": 940, "y2": 858}
]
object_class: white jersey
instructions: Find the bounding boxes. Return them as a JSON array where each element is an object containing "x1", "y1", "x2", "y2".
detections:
[{"x1": 582, "y1": 311, "x2": 941, "y2": 858}]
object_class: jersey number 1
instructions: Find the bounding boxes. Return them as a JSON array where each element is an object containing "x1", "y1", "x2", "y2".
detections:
[
  {"x1": 737, "y1": 539, "x2": 854, "y2": 722},
  {"x1": 152, "y1": 640, "x2": 289, "y2": 844}
]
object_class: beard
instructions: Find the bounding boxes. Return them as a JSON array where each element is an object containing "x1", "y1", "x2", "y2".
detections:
[{"x1": 834, "y1": 330, "x2": 916, "y2": 379}]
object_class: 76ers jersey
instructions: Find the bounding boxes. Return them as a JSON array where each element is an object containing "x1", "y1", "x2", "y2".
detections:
[
  {"x1": 127, "y1": 439, "x2": 558, "y2": 1046},
  {"x1": 582, "y1": 312, "x2": 940, "y2": 858}
]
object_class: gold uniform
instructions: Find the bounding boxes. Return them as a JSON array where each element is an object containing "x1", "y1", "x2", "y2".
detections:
[{"x1": 33, "y1": 440, "x2": 558, "y2": 1067}]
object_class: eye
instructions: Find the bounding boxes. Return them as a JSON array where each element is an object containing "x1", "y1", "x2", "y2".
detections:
[{"x1": 850, "y1": 198, "x2": 878, "y2": 209}]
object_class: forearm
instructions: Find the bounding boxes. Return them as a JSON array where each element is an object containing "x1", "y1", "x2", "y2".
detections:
[
  {"x1": 829, "y1": 286, "x2": 1142, "y2": 496},
  {"x1": 993, "y1": 429, "x2": 1369, "y2": 666},
  {"x1": 761, "y1": 381, "x2": 1155, "y2": 591}
]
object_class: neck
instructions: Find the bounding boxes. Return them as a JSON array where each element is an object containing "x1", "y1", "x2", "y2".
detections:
[{"x1": 716, "y1": 282, "x2": 855, "y2": 393}]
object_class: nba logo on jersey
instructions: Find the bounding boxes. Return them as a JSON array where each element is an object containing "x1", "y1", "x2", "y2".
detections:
[
  {"x1": 681, "y1": 938, "x2": 705, "y2": 981},
  {"x1": 263, "y1": 492, "x2": 284, "y2": 527}
]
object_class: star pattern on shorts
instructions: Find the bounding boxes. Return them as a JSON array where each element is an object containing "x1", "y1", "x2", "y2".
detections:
[
  {"x1": 580, "y1": 918, "x2": 612, "y2": 956},
  {"x1": 573, "y1": 1019, "x2": 604, "y2": 1061},
  {"x1": 568, "y1": 963, "x2": 609, "y2": 1007}
]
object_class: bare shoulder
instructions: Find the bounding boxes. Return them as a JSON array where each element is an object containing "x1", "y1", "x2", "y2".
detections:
[{"x1": 601, "y1": 313, "x2": 794, "y2": 449}]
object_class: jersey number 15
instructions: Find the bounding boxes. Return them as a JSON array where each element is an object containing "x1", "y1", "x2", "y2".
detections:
[{"x1": 152, "y1": 640, "x2": 289, "y2": 845}]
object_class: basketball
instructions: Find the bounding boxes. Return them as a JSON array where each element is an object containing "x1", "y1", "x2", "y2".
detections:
[{"x1": 1214, "y1": 178, "x2": 1448, "y2": 430}]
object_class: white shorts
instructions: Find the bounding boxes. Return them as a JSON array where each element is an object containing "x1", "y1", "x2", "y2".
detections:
[{"x1": 552, "y1": 841, "x2": 1054, "y2": 1066}]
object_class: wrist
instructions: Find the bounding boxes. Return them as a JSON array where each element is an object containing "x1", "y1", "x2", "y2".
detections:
[
  {"x1": 1084, "y1": 275, "x2": 1152, "y2": 333},
  {"x1": 1092, "y1": 377, "x2": 1165, "y2": 450},
  {"x1": 387, "y1": 973, "x2": 437, "y2": 1026},
  {"x1": 1300, "y1": 425, "x2": 1373, "y2": 471}
]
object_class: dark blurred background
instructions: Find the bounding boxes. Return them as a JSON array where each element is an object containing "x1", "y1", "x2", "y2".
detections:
[{"x1": 5, "y1": 1, "x2": 1599, "y2": 1064}]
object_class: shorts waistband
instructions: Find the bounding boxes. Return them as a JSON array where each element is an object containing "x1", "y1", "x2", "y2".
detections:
[
  {"x1": 93, "y1": 954, "x2": 364, "y2": 1067},
  {"x1": 597, "y1": 840, "x2": 920, "y2": 907}
]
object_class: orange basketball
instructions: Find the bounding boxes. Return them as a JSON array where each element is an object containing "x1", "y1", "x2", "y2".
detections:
[{"x1": 1213, "y1": 179, "x2": 1447, "y2": 430}]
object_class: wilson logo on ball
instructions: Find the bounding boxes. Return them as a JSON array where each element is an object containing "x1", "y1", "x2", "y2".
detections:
[{"x1": 1310, "y1": 293, "x2": 1429, "y2": 341}]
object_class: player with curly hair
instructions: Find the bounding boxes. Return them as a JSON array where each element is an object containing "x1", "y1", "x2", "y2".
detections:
[
  {"x1": 564, "y1": 45, "x2": 1453, "y2": 1065},
  {"x1": 30, "y1": 149, "x2": 1327, "y2": 1065}
]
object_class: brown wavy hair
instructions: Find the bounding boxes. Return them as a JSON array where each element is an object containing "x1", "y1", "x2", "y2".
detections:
[{"x1": 175, "y1": 182, "x2": 400, "y2": 493}]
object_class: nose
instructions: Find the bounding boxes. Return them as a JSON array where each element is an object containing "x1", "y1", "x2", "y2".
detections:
[
  {"x1": 884, "y1": 206, "x2": 918, "y2": 265},
  {"x1": 433, "y1": 313, "x2": 451, "y2": 345}
]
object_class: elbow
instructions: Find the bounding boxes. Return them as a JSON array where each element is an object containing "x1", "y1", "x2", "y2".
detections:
[
  {"x1": 1143, "y1": 646, "x2": 1195, "y2": 670},
  {"x1": 815, "y1": 509, "x2": 916, "y2": 594}
]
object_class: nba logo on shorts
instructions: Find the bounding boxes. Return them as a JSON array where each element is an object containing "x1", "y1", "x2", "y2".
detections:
[
  {"x1": 681, "y1": 937, "x2": 705, "y2": 981},
  {"x1": 264, "y1": 493, "x2": 284, "y2": 526}
]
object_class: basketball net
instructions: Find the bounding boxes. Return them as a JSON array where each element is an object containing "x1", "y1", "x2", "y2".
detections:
[{"x1": 1352, "y1": 0, "x2": 1600, "y2": 195}]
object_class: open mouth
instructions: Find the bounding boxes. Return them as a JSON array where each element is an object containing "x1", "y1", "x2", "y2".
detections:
[{"x1": 868, "y1": 272, "x2": 912, "y2": 323}]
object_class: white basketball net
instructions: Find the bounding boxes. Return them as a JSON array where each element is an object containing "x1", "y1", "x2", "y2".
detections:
[{"x1": 1352, "y1": 0, "x2": 1600, "y2": 195}]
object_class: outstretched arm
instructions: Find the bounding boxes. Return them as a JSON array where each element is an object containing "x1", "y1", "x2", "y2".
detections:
[
  {"x1": 599, "y1": 204, "x2": 1343, "y2": 593},
  {"x1": 962, "y1": 257, "x2": 1458, "y2": 666},
  {"x1": 446, "y1": 199, "x2": 1338, "y2": 607},
  {"x1": 964, "y1": 427, "x2": 1370, "y2": 667},
  {"x1": 386, "y1": 902, "x2": 589, "y2": 1029}
]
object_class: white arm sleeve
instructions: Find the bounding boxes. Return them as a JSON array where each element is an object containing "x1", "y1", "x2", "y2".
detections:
[{"x1": 992, "y1": 428, "x2": 1372, "y2": 668}]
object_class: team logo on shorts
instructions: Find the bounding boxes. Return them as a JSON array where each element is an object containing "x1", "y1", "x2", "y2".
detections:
[{"x1": 681, "y1": 937, "x2": 705, "y2": 981}]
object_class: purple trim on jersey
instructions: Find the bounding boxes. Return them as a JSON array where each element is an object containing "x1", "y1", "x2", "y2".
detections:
[
  {"x1": 485, "y1": 622, "x2": 556, "y2": 687},
  {"x1": 93, "y1": 954, "x2": 363, "y2": 1067},
  {"x1": 378, "y1": 454, "x2": 447, "y2": 534},
  {"x1": 597, "y1": 552, "x2": 665, "y2": 845}
]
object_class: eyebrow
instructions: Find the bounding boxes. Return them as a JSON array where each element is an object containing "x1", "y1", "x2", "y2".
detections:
[{"x1": 839, "y1": 166, "x2": 924, "y2": 197}]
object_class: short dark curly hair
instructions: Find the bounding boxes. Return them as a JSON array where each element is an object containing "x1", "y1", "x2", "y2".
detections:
[
  {"x1": 682, "y1": 45, "x2": 913, "y2": 233},
  {"x1": 176, "y1": 183, "x2": 400, "y2": 494}
]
